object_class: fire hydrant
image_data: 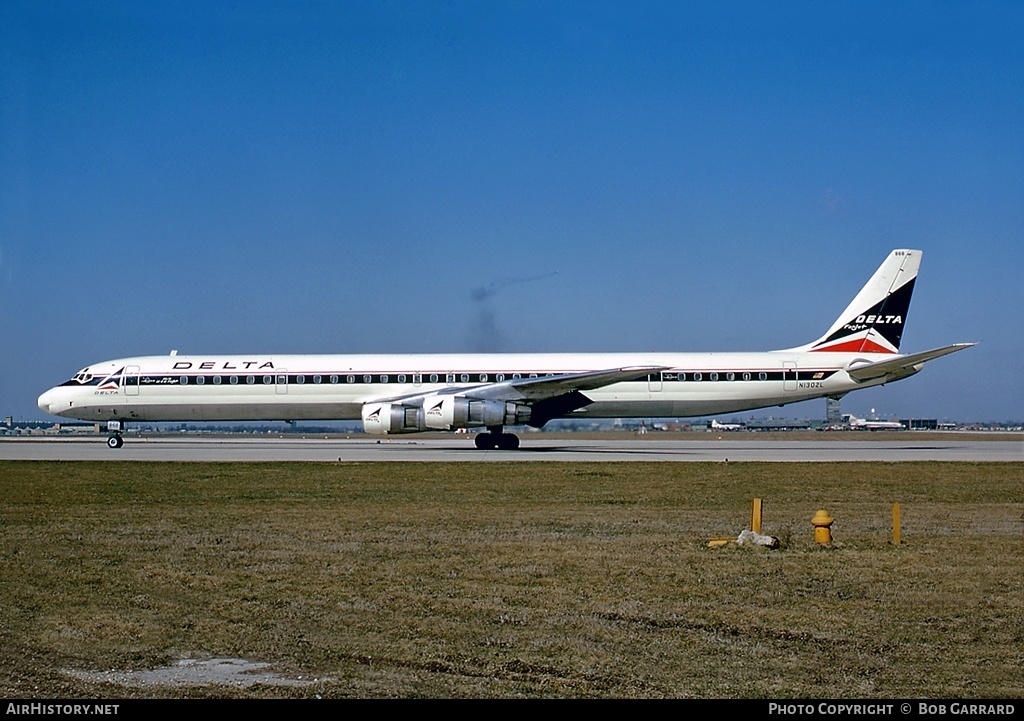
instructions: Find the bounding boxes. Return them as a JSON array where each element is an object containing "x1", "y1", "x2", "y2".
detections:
[{"x1": 811, "y1": 509, "x2": 834, "y2": 543}]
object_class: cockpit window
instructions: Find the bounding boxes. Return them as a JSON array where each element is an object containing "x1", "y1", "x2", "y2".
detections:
[{"x1": 72, "y1": 370, "x2": 94, "y2": 383}]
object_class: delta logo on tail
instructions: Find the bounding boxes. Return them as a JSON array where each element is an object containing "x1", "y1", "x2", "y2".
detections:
[
  {"x1": 797, "y1": 249, "x2": 920, "y2": 355},
  {"x1": 811, "y1": 277, "x2": 914, "y2": 353}
]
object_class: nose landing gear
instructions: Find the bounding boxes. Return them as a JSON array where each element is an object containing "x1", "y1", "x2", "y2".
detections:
[{"x1": 106, "y1": 420, "x2": 124, "y2": 449}]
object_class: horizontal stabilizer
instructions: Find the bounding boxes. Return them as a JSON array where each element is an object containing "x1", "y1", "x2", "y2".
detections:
[{"x1": 846, "y1": 343, "x2": 976, "y2": 382}]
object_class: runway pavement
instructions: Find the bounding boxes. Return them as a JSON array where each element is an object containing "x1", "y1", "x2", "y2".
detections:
[{"x1": 2, "y1": 435, "x2": 1021, "y2": 462}]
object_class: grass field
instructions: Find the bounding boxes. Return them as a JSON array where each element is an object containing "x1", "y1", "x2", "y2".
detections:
[{"x1": 1, "y1": 460, "x2": 1021, "y2": 698}]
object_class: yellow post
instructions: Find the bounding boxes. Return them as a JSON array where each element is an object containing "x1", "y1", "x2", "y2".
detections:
[
  {"x1": 892, "y1": 503, "x2": 901, "y2": 545},
  {"x1": 751, "y1": 498, "x2": 763, "y2": 535},
  {"x1": 811, "y1": 509, "x2": 834, "y2": 543}
]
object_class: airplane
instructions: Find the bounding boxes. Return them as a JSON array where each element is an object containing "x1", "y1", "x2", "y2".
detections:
[
  {"x1": 37, "y1": 249, "x2": 974, "y2": 450},
  {"x1": 843, "y1": 414, "x2": 905, "y2": 430},
  {"x1": 710, "y1": 419, "x2": 744, "y2": 431}
]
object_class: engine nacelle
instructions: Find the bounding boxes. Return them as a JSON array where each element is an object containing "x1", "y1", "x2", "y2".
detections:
[
  {"x1": 422, "y1": 395, "x2": 530, "y2": 430},
  {"x1": 361, "y1": 402, "x2": 425, "y2": 435},
  {"x1": 364, "y1": 396, "x2": 531, "y2": 434}
]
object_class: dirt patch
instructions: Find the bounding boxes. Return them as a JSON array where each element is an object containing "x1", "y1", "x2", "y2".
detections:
[{"x1": 64, "y1": 658, "x2": 329, "y2": 688}]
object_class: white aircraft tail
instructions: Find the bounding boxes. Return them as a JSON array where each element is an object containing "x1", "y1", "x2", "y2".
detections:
[{"x1": 785, "y1": 249, "x2": 921, "y2": 354}]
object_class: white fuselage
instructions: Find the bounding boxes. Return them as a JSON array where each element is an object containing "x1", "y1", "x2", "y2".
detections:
[{"x1": 37, "y1": 350, "x2": 894, "y2": 425}]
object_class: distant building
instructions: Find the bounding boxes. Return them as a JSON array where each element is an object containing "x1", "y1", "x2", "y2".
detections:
[
  {"x1": 899, "y1": 419, "x2": 939, "y2": 430},
  {"x1": 746, "y1": 418, "x2": 812, "y2": 431},
  {"x1": 826, "y1": 398, "x2": 843, "y2": 426}
]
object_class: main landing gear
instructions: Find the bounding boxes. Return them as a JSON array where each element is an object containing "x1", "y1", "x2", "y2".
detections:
[
  {"x1": 106, "y1": 420, "x2": 124, "y2": 449},
  {"x1": 474, "y1": 427, "x2": 521, "y2": 450}
]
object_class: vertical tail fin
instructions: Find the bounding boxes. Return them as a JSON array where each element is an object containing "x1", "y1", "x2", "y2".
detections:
[{"x1": 787, "y1": 249, "x2": 921, "y2": 354}]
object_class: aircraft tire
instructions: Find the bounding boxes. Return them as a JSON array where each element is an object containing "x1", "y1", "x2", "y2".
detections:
[
  {"x1": 496, "y1": 433, "x2": 520, "y2": 450},
  {"x1": 107, "y1": 435, "x2": 124, "y2": 449},
  {"x1": 474, "y1": 432, "x2": 495, "y2": 450}
]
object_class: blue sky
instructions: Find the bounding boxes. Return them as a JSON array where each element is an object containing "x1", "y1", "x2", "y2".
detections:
[{"x1": 2, "y1": 1, "x2": 1021, "y2": 423}]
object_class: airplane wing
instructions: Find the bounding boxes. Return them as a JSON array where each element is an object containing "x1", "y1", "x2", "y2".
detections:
[
  {"x1": 373, "y1": 365, "x2": 666, "y2": 404},
  {"x1": 467, "y1": 365, "x2": 666, "y2": 401},
  {"x1": 846, "y1": 343, "x2": 976, "y2": 382}
]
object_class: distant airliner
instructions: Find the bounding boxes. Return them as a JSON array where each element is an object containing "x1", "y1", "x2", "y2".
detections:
[
  {"x1": 843, "y1": 414, "x2": 906, "y2": 430},
  {"x1": 38, "y1": 249, "x2": 973, "y2": 450},
  {"x1": 710, "y1": 419, "x2": 744, "y2": 431}
]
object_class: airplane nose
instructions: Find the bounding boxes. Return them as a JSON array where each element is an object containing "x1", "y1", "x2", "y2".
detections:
[{"x1": 38, "y1": 388, "x2": 60, "y2": 416}]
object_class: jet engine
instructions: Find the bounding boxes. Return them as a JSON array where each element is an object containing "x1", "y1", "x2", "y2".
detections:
[
  {"x1": 361, "y1": 403, "x2": 424, "y2": 435},
  {"x1": 421, "y1": 395, "x2": 531, "y2": 430},
  {"x1": 361, "y1": 396, "x2": 530, "y2": 435}
]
